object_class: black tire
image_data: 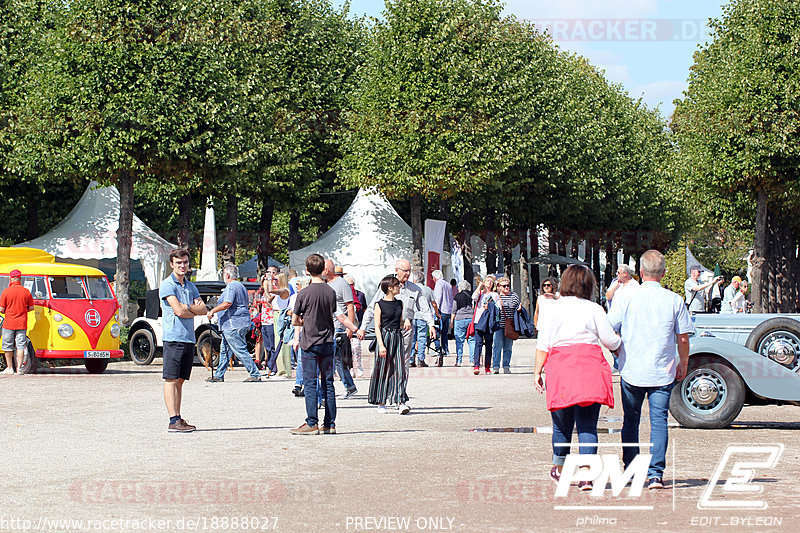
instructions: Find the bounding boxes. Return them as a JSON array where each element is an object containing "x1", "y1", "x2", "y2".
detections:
[
  {"x1": 129, "y1": 328, "x2": 156, "y2": 365},
  {"x1": 745, "y1": 317, "x2": 800, "y2": 370},
  {"x1": 17, "y1": 341, "x2": 37, "y2": 375},
  {"x1": 669, "y1": 356, "x2": 745, "y2": 429},
  {"x1": 196, "y1": 329, "x2": 221, "y2": 368},
  {"x1": 84, "y1": 358, "x2": 109, "y2": 374}
]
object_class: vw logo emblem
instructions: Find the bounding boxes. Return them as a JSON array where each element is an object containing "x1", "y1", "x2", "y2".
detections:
[{"x1": 85, "y1": 309, "x2": 101, "y2": 328}]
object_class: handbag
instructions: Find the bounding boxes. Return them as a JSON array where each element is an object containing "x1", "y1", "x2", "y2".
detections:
[
  {"x1": 500, "y1": 300, "x2": 519, "y2": 340},
  {"x1": 466, "y1": 299, "x2": 479, "y2": 338}
]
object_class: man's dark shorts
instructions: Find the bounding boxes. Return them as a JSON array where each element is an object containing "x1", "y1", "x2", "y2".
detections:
[{"x1": 162, "y1": 341, "x2": 194, "y2": 380}]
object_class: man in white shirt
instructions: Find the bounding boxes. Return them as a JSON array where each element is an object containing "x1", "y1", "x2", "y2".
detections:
[
  {"x1": 684, "y1": 267, "x2": 722, "y2": 313},
  {"x1": 605, "y1": 265, "x2": 639, "y2": 310},
  {"x1": 609, "y1": 249, "x2": 694, "y2": 490},
  {"x1": 721, "y1": 276, "x2": 742, "y2": 314}
]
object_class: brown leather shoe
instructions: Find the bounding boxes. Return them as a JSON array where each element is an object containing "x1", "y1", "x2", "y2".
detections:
[
  {"x1": 168, "y1": 419, "x2": 196, "y2": 433},
  {"x1": 290, "y1": 423, "x2": 319, "y2": 435},
  {"x1": 322, "y1": 426, "x2": 336, "y2": 434}
]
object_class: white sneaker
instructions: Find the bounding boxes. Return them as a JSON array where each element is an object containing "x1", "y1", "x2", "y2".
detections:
[
  {"x1": 377, "y1": 405, "x2": 387, "y2": 414},
  {"x1": 398, "y1": 404, "x2": 410, "y2": 415},
  {"x1": 1, "y1": 367, "x2": 15, "y2": 375}
]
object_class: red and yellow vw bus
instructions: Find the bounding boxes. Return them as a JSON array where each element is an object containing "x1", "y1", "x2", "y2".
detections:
[{"x1": 0, "y1": 247, "x2": 122, "y2": 374}]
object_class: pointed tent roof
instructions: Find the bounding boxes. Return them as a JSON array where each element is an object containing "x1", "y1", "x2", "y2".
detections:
[
  {"x1": 17, "y1": 181, "x2": 176, "y2": 288},
  {"x1": 686, "y1": 246, "x2": 710, "y2": 276},
  {"x1": 289, "y1": 189, "x2": 412, "y2": 297}
]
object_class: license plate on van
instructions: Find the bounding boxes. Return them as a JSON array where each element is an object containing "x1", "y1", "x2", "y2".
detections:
[{"x1": 84, "y1": 351, "x2": 110, "y2": 358}]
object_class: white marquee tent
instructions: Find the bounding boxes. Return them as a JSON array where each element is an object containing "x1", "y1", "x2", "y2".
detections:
[
  {"x1": 17, "y1": 182, "x2": 176, "y2": 289},
  {"x1": 289, "y1": 189, "x2": 413, "y2": 301}
]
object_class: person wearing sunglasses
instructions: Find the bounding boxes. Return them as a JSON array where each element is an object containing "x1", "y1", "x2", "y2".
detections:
[
  {"x1": 534, "y1": 277, "x2": 559, "y2": 329},
  {"x1": 471, "y1": 275, "x2": 500, "y2": 374},
  {"x1": 493, "y1": 277, "x2": 522, "y2": 373}
]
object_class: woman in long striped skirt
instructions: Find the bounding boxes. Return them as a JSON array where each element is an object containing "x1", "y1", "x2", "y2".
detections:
[{"x1": 368, "y1": 275, "x2": 411, "y2": 414}]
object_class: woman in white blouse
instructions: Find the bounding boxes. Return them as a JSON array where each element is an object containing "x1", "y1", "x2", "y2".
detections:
[
  {"x1": 534, "y1": 265, "x2": 621, "y2": 491},
  {"x1": 471, "y1": 275, "x2": 500, "y2": 375}
]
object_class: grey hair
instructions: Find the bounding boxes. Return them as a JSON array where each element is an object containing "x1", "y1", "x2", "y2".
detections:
[
  {"x1": 618, "y1": 264, "x2": 632, "y2": 276},
  {"x1": 413, "y1": 271, "x2": 425, "y2": 284},
  {"x1": 223, "y1": 264, "x2": 239, "y2": 280},
  {"x1": 432, "y1": 269, "x2": 443, "y2": 280},
  {"x1": 640, "y1": 250, "x2": 665, "y2": 278},
  {"x1": 458, "y1": 280, "x2": 471, "y2": 291}
]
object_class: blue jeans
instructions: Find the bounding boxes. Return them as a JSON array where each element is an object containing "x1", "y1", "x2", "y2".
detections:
[
  {"x1": 492, "y1": 329, "x2": 513, "y2": 370},
  {"x1": 413, "y1": 319, "x2": 428, "y2": 362},
  {"x1": 295, "y1": 349, "x2": 324, "y2": 404},
  {"x1": 550, "y1": 403, "x2": 601, "y2": 466},
  {"x1": 453, "y1": 318, "x2": 474, "y2": 365},
  {"x1": 302, "y1": 342, "x2": 336, "y2": 428},
  {"x1": 472, "y1": 329, "x2": 493, "y2": 369},
  {"x1": 215, "y1": 326, "x2": 261, "y2": 379},
  {"x1": 620, "y1": 379, "x2": 674, "y2": 478},
  {"x1": 434, "y1": 313, "x2": 451, "y2": 355},
  {"x1": 335, "y1": 333, "x2": 357, "y2": 392},
  {"x1": 261, "y1": 324, "x2": 276, "y2": 373}
]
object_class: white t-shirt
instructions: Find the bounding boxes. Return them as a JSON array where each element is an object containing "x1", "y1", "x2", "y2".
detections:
[
  {"x1": 608, "y1": 279, "x2": 640, "y2": 310},
  {"x1": 536, "y1": 296, "x2": 621, "y2": 352},
  {"x1": 472, "y1": 289, "x2": 500, "y2": 324}
]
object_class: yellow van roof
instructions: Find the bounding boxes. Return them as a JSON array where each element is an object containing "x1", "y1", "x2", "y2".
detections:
[
  {"x1": 0, "y1": 248, "x2": 107, "y2": 277},
  {"x1": 0, "y1": 247, "x2": 55, "y2": 265}
]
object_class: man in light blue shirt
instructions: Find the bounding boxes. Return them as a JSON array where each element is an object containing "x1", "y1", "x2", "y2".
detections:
[
  {"x1": 207, "y1": 265, "x2": 262, "y2": 382},
  {"x1": 160, "y1": 249, "x2": 206, "y2": 432},
  {"x1": 608, "y1": 249, "x2": 693, "y2": 490}
]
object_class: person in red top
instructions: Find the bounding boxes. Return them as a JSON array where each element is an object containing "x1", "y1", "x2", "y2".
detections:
[{"x1": 0, "y1": 269, "x2": 35, "y2": 374}]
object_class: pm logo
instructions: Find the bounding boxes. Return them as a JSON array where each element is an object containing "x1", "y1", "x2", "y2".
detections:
[
  {"x1": 698, "y1": 444, "x2": 783, "y2": 510},
  {"x1": 554, "y1": 444, "x2": 654, "y2": 510},
  {"x1": 85, "y1": 309, "x2": 101, "y2": 328}
]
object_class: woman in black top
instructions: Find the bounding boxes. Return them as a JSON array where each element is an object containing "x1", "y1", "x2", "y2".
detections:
[{"x1": 368, "y1": 275, "x2": 411, "y2": 414}]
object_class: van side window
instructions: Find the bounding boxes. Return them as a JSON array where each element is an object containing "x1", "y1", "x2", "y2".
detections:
[
  {"x1": 49, "y1": 276, "x2": 87, "y2": 299},
  {"x1": 21, "y1": 276, "x2": 47, "y2": 299}
]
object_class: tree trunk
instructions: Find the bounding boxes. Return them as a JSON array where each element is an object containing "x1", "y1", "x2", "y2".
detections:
[
  {"x1": 26, "y1": 193, "x2": 39, "y2": 240},
  {"x1": 257, "y1": 199, "x2": 274, "y2": 277},
  {"x1": 222, "y1": 192, "x2": 237, "y2": 266},
  {"x1": 486, "y1": 231, "x2": 497, "y2": 275},
  {"x1": 177, "y1": 194, "x2": 192, "y2": 251},
  {"x1": 592, "y1": 242, "x2": 601, "y2": 300},
  {"x1": 530, "y1": 228, "x2": 540, "y2": 290},
  {"x1": 604, "y1": 239, "x2": 613, "y2": 288},
  {"x1": 115, "y1": 172, "x2": 135, "y2": 325},
  {"x1": 502, "y1": 228, "x2": 513, "y2": 280},
  {"x1": 410, "y1": 194, "x2": 423, "y2": 272},
  {"x1": 462, "y1": 227, "x2": 474, "y2": 288},
  {"x1": 288, "y1": 210, "x2": 301, "y2": 251},
  {"x1": 752, "y1": 191, "x2": 768, "y2": 313}
]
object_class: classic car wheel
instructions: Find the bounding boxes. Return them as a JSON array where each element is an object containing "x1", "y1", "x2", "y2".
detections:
[
  {"x1": 84, "y1": 359, "x2": 109, "y2": 374},
  {"x1": 196, "y1": 329, "x2": 221, "y2": 368},
  {"x1": 745, "y1": 318, "x2": 800, "y2": 371},
  {"x1": 129, "y1": 329, "x2": 156, "y2": 365},
  {"x1": 17, "y1": 341, "x2": 38, "y2": 375},
  {"x1": 670, "y1": 357, "x2": 745, "y2": 429}
]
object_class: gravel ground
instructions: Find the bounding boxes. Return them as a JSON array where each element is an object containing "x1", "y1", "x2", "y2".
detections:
[{"x1": 1, "y1": 338, "x2": 798, "y2": 532}]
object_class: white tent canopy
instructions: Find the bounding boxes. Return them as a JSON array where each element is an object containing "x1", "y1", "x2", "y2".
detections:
[
  {"x1": 17, "y1": 182, "x2": 176, "y2": 289},
  {"x1": 289, "y1": 189, "x2": 413, "y2": 302}
]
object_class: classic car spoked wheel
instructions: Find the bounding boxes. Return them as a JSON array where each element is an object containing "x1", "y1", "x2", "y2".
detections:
[
  {"x1": 746, "y1": 318, "x2": 800, "y2": 371},
  {"x1": 756, "y1": 331, "x2": 800, "y2": 370},
  {"x1": 669, "y1": 358, "x2": 745, "y2": 429},
  {"x1": 129, "y1": 329, "x2": 156, "y2": 365}
]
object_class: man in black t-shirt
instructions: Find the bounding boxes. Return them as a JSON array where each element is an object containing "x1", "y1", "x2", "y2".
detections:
[{"x1": 290, "y1": 253, "x2": 358, "y2": 435}]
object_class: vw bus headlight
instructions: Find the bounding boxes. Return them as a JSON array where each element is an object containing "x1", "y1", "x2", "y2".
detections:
[
  {"x1": 110, "y1": 324, "x2": 121, "y2": 338},
  {"x1": 58, "y1": 324, "x2": 74, "y2": 338},
  {"x1": 53, "y1": 313, "x2": 63, "y2": 322}
]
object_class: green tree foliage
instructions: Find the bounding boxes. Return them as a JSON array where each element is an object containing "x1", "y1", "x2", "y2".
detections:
[{"x1": 672, "y1": 0, "x2": 800, "y2": 311}]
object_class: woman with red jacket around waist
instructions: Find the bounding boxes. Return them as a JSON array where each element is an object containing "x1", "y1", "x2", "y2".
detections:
[{"x1": 534, "y1": 265, "x2": 621, "y2": 491}]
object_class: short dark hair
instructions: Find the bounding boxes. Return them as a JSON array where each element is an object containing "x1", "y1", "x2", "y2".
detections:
[
  {"x1": 559, "y1": 265, "x2": 595, "y2": 301},
  {"x1": 380, "y1": 275, "x2": 400, "y2": 294},
  {"x1": 169, "y1": 249, "x2": 190, "y2": 264},
  {"x1": 305, "y1": 254, "x2": 325, "y2": 276}
]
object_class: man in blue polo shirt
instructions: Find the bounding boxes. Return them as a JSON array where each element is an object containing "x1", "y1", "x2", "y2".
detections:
[
  {"x1": 207, "y1": 264, "x2": 262, "y2": 382},
  {"x1": 160, "y1": 249, "x2": 206, "y2": 432}
]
